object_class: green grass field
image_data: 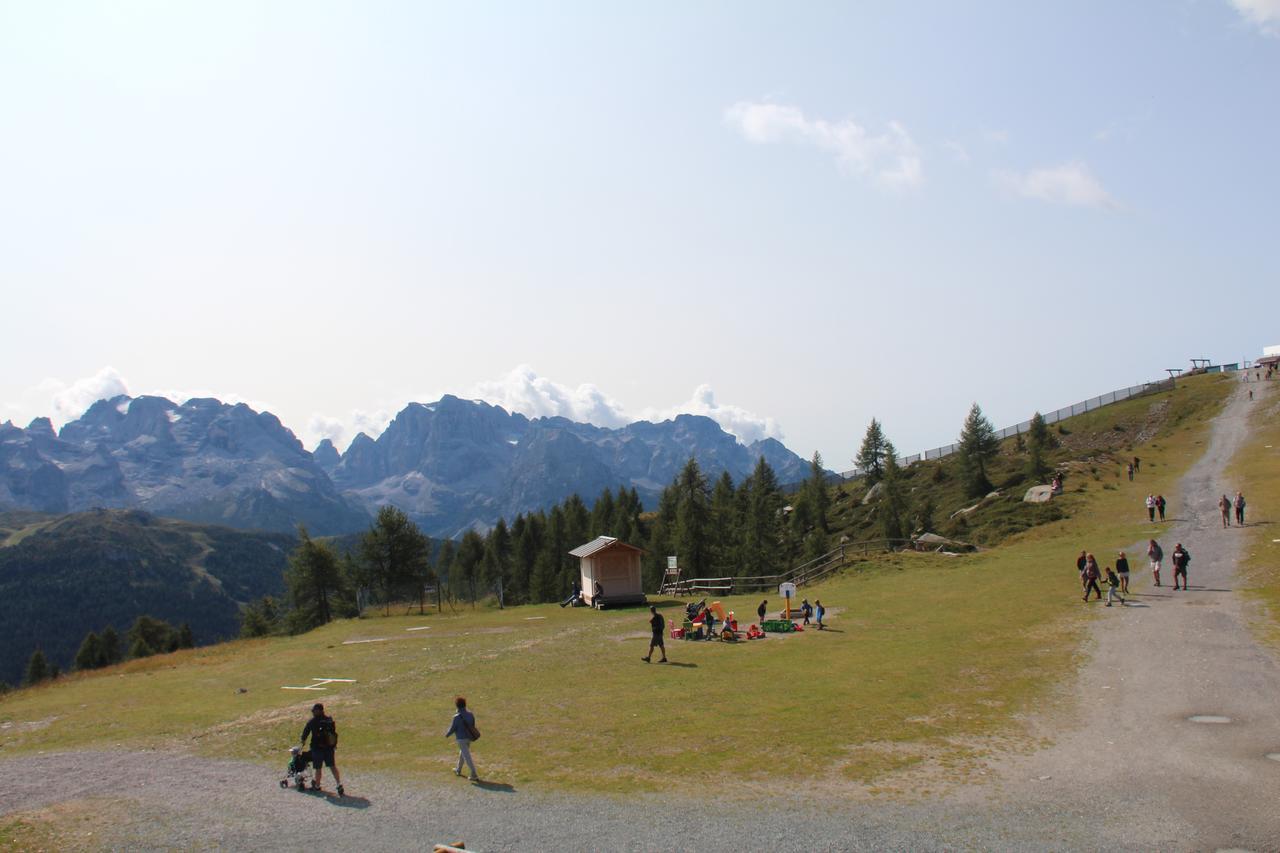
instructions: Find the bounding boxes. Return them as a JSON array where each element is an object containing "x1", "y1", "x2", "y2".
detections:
[
  {"x1": 0, "y1": 375, "x2": 1232, "y2": 796},
  {"x1": 1230, "y1": 381, "x2": 1280, "y2": 645}
]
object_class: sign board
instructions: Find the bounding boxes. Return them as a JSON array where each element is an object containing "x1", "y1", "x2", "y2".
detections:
[
  {"x1": 668, "y1": 556, "x2": 678, "y2": 570},
  {"x1": 779, "y1": 582, "x2": 797, "y2": 599}
]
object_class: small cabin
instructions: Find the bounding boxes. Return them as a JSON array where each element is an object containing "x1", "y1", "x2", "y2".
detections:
[{"x1": 569, "y1": 536, "x2": 647, "y2": 609}]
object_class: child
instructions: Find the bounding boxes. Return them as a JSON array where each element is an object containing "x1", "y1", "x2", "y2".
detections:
[
  {"x1": 814, "y1": 599, "x2": 826, "y2": 630},
  {"x1": 800, "y1": 598, "x2": 813, "y2": 626},
  {"x1": 1105, "y1": 567, "x2": 1125, "y2": 607}
]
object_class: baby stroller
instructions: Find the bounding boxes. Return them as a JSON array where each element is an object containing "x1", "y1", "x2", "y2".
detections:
[{"x1": 280, "y1": 745, "x2": 313, "y2": 791}]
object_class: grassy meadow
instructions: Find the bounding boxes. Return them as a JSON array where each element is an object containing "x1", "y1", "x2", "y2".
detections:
[{"x1": 0, "y1": 374, "x2": 1232, "y2": 797}]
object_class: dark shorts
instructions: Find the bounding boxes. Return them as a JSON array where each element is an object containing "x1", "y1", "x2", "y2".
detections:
[
  {"x1": 651, "y1": 632, "x2": 665, "y2": 647},
  {"x1": 310, "y1": 746, "x2": 336, "y2": 768}
]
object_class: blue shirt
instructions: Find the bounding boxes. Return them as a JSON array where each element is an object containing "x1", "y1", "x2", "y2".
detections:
[{"x1": 445, "y1": 709, "x2": 476, "y2": 741}]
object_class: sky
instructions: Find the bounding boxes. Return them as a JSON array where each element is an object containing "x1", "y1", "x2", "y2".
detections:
[{"x1": 1, "y1": 1, "x2": 1277, "y2": 473}]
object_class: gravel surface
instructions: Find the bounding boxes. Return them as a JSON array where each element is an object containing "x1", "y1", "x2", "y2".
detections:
[{"x1": 3, "y1": 381, "x2": 1278, "y2": 852}]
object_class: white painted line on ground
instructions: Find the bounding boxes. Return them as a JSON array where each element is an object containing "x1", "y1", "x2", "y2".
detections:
[
  {"x1": 342, "y1": 638, "x2": 388, "y2": 645},
  {"x1": 314, "y1": 678, "x2": 357, "y2": 682},
  {"x1": 1188, "y1": 715, "x2": 1232, "y2": 724},
  {"x1": 281, "y1": 686, "x2": 327, "y2": 691},
  {"x1": 525, "y1": 617, "x2": 546, "y2": 620},
  {"x1": 406, "y1": 626, "x2": 431, "y2": 631}
]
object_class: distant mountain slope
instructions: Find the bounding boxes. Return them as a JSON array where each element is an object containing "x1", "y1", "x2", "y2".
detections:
[
  {"x1": 329, "y1": 395, "x2": 813, "y2": 537},
  {"x1": 0, "y1": 396, "x2": 368, "y2": 534},
  {"x1": 0, "y1": 509, "x2": 294, "y2": 685},
  {"x1": 1, "y1": 393, "x2": 813, "y2": 538}
]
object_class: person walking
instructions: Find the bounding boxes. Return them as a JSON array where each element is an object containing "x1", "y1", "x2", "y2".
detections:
[
  {"x1": 800, "y1": 598, "x2": 813, "y2": 626},
  {"x1": 1133, "y1": 456, "x2": 1141, "y2": 473},
  {"x1": 1126, "y1": 462, "x2": 1134, "y2": 482},
  {"x1": 1077, "y1": 550, "x2": 1089, "y2": 591},
  {"x1": 300, "y1": 703, "x2": 344, "y2": 796},
  {"x1": 1218, "y1": 494, "x2": 1231, "y2": 528},
  {"x1": 642, "y1": 605, "x2": 668, "y2": 663},
  {"x1": 1115, "y1": 551, "x2": 1131, "y2": 595},
  {"x1": 444, "y1": 696, "x2": 480, "y2": 781},
  {"x1": 1171, "y1": 544, "x2": 1191, "y2": 591},
  {"x1": 1147, "y1": 539, "x2": 1164, "y2": 587},
  {"x1": 1082, "y1": 555, "x2": 1102, "y2": 602},
  {"x1": 1234, "y1": 491, "x2": 1246, "y2": 526},
  {"x1": 1156, "y1": 494, "x2": 1167, "y2": 522},
  {"x1": 814, "y1": 599, "x2": 826, "y2": 630},
  {"x1": 757, "y1": 599, "x2": 768, "y2": 626},
  {"x1": 1146, "y1": 494, "x2": 1157, "y2": 522},
  {"x1": 1105, "y1": 566, "x2": 1125, "y2": 607}
]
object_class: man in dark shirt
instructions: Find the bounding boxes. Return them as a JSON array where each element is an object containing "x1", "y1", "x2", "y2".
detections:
[
  {"x1": 642, "y1": 605, "x2": 668, "y2": 663},
  {"x1": 301, "y1": 703, "x2": 344, "y2": 795}
]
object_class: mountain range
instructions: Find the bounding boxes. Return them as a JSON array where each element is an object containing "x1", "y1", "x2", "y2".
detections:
[{"x1": 0, "y1": 394, "x2": 813, "y2": 537}]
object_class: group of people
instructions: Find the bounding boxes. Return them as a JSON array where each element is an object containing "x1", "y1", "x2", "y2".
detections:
[
  {"x1": 756, "y1": 597, "x2": 825, "y2": 629},
  {"x1": 1143, "y1": 493, "x2": 1167, "y2": 522},
  {"x1": 1076, "y1": 538, "x2": 1192, "y2": 604},
  {"x1": 1218, "y1": 492, "x2": 1246, "y2": 527}
]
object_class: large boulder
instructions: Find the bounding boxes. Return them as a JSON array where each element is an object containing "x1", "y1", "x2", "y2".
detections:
[
  {"x1": 1023, "y1": 485, "x2": 1056, "y2": 503},
  {"x1": 861, "y1": 482, "x2": 885, "y2": 505}
]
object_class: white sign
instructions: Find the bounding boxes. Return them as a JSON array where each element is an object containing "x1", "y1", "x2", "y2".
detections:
[
  {"x1": 779, "y1": 582, "x2": 797, "y2": 599},
  {"x1": 668, "y1": 556, "x2": 678, "y2": 570}
]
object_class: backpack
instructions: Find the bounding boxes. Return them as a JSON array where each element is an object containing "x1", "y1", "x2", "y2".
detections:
[
  {"x1": 465, "y1": 717, "x2": 481, "y2": 742},
  {"x1": 313, "y1": 716, "x2": 338, "y2": 748}
]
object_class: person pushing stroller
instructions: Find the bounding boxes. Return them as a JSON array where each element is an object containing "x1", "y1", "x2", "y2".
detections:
[{"x1": 300, "y1": 703, "x2": 344, "y2": 796}]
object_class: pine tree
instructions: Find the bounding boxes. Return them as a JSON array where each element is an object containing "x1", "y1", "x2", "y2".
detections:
[
  {"x1": 958, "y1": 403, "x2": 1000, "y2": 498},
  {"x1": 74, "y1": 632, "x2": 106, "y2": 671},
  {"x1": 285, "y1": 526, "x2": 350, "y2": 631},
  {"x1": 743, "y1": 457, "x2": 783, "y2": 576},
  {"x1": 806, "y1": 452, "x2": 830, "y2": 534},
  {"x1": 100, "y1": 625, "x2": 122, "y2": 664},
  {"x1": 177, "y1": 623, "x2": 195, "y2": 649},
  {"x1": 359, "y1": 506, "x2": 431, "y2": 614},
  {"x1": 484, "y1": 518, "x2": 513, "y2": 608},
  {"x1": 589, "y1": 488, "x2": 616, "y2": 538},
  {"x1": 128, "y1": 637, "x2": 154, "y2": 659},
  {"x1": 455, "y1": 530, "x2": 486, "y2": 606},
  {"x1": 709, "y1": 471, "x2": 739, "y2": 574},
  {"x1": 23, "y1": 649, "x2": 50, "y2": 686},
  {"x1": 240, "y1": 596, "x2": 281, "y2": 638},
  {"x1": 434, "y1": 539, "x2": 457, "y2": 605},
  {"x1": 673, "y1": 457, "x2": 712, "y2": 578},
  {"x1": 879, "y1": 440, "x2": 908, "y2": 541},
  {"x1": 126, "y1": 615, "x2": 178, "y2": 657},
  {"x1": 1026, "y1": 411, "x2": 1051, "y2": 482},
  {"x1": 856, "y1": 418, "x2": 889, "y2": 485},
  {"x1": 645, "y1": 486, "x2": 678, "y2": 591}
]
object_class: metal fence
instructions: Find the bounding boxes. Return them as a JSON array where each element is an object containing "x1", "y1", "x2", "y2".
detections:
[{"x1": 838, "y1": 378, "x2": 1175, "y2": 479}]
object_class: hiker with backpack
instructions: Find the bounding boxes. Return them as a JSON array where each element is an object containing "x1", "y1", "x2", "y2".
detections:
[
  {"x1": 1172, "y1": 544, "x2": 1191, "y2": 590},
  {"x1": 445, "y1": 696, "x2": 480, "y2": 781},
  {"x1": 1082, "y1": 554, "x2": 1103, "y2": 602},
  {"x1": 300, "y1": 702, "x2": 344, "y2": 795}
]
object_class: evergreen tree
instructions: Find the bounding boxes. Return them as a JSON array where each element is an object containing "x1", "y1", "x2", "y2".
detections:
[
  {"x1": 673, "y1": 457, "x2": 712, "y2": 578},
  {"x1": 74, "y1": 632, "x2": 106, "y2": 671},
  {"x1": 128, "y1": 637, "x2": 154, "y2": 659},
  {"x1": 806, "y1": 452, "x2": 830, "y2": 533},
  {"x1": 126, "y1": 615, "x2": 178, "y2": 657},
  {"x1": 23, "y1": 649, "x2": 50, "y2": 685},
  {"x1": 709, "y1": 470, "x2": 740, "y2": 574},
  {"x1": 177, "y1": 623, "x2": 195, "y2": 649},
  {"x1": 743, "y1": 457, "x2": 784, "y2": 576},
  {"x1": 359, "y1": 506, "x2": 431, "y2": 614},
  {"x1": 435, "y1": 539, "x2": 457, "y2": 605},
  {"x1": 455, "y1": 530, "x2": 486, "y2": 605},
  {"x1": 483, "y1": 518, "x2": 513, "y2": 608},
  {"x1": 240, "y1": 596, "x2": 281, "y2": 638},
  {"x1": 879, "y1": 440, "x2": 908, "y2": 541},
  {"x1": 856, "y1": 418, "x2": 889, "y2": 485},
  {"x1": 1026, "y1": 411, "x2": 1052, "y2": 481},
  {"x1": 285, "y1": 526, "x2": 350, "y2": 631},
  {"x1": 645, "y1": 486, "x2": 679, "y2": 591},
  {"x1": 589, "y1": 488, "x2": 616, "y2": 538},
  {"x1": 958, "y1": 403, "x2": 1000, "y2": 497},
  {"x1": 560, "y1": 495, "x2": 590, "y2": 591},
  {"x1": 100, "y1": 625, "x2": 122, "y2": 664}
]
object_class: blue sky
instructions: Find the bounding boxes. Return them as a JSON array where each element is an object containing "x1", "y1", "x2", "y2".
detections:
[{"x1": 1, "y1": 1, "x2": 1276, "y2": 469}]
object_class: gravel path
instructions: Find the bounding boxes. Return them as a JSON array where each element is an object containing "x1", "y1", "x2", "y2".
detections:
[{"x1": 3, "y1": 381, "x2": 1278, "y2": 852}]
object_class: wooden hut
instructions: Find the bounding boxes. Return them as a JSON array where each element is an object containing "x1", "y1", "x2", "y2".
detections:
[{"x1": 569, "y1": 536, "x2": 647, "y2": 609}]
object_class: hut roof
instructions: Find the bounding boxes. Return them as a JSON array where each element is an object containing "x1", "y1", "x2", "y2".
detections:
[{"x1": 568, "y1": 536, "x2": 646, "y2": 558}]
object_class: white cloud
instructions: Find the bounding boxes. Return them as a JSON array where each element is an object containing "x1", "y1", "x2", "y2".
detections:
[
  {"x1": 306, "y1": 414, "x2": 347, "y2": 447},
  {"x1": 469, "y1": 364, "x2": 630, "y2": 429},
  {"x1": 1230, "y1": 0, "x2": 1280, "y2": 35},
  {"x1": 724, "y1": 100, "x2": 923, "y2": 188},
  {"x1": 641, "y1": 384, "x2": 783, "y2": 446},
  {"x1": 49, "y1": 367, "x2": 130, "y2": 424},
  {"x1": 993, "y1": 161, "x2": 1117, "y2": 209}
]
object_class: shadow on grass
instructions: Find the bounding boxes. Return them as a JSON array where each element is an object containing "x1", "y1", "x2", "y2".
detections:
[
  {"x1": 810, "y1": 628, "x2": 844, "y2": 633},
  {"x1": 645, "y1": 598, "x2": 689, "y2": 609},
  {"x1": 471, "y1": 780, "x2": 516, "y2": 793},
  {"x1": 661, "y1": 661, "x2": 698, "y2": 668}
]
